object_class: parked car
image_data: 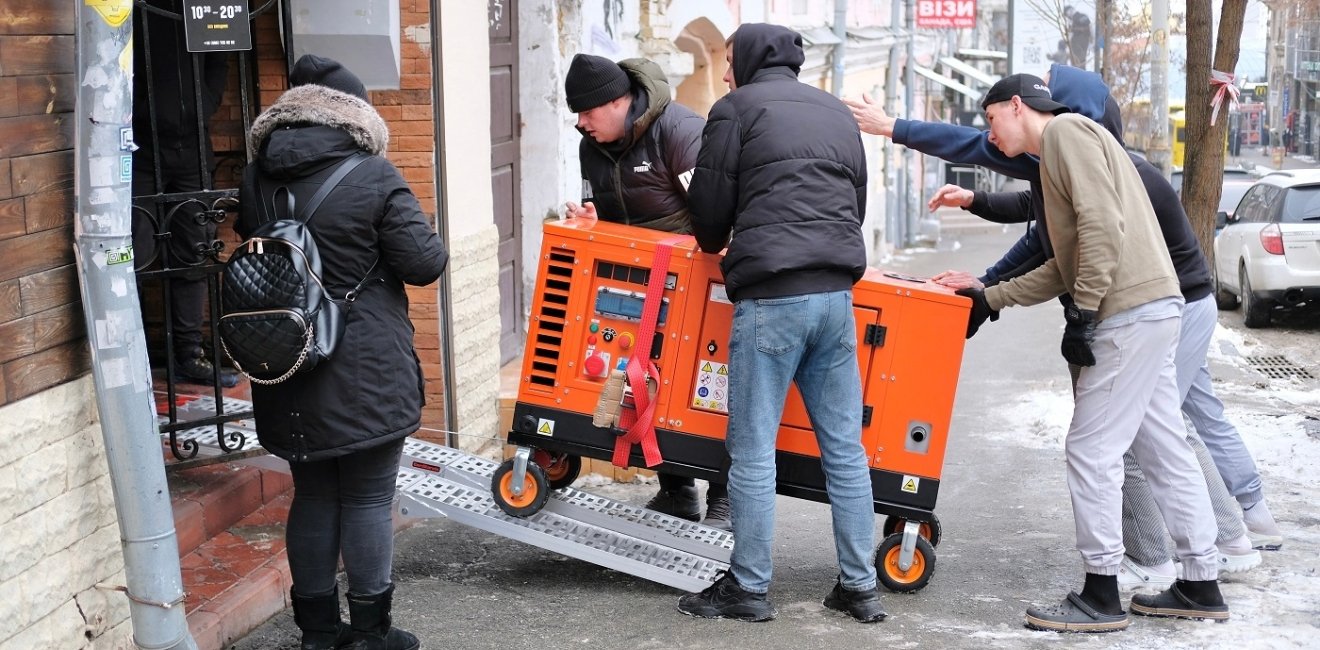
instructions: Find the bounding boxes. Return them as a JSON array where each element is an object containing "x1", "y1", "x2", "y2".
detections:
[
  {"x1": 1170, "y1": 164, "x2": 1256, "y2": 197},
  {"x1": 1217, "y1": 175, "x2": 1256, "y2": 224},
  {"x1": 1214, "y1": 169, "x2": 1320, "y2": 327}
]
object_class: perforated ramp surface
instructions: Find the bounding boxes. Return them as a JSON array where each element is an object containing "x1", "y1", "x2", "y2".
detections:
[
  {"x1": 399, "y1": 438, "x2": 731, "y2": 592},
  {"x1": 160, "y1": 405, "x2": 731, "y2": 593}
]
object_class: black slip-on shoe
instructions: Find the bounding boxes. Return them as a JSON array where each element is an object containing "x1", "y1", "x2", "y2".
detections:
[
  {"x1": 1130, "y1": 582, "x2": 1230, "y2": 622},
  {"x1": 1024, "y1": 592, "x2": 1129, "y2": 633}
]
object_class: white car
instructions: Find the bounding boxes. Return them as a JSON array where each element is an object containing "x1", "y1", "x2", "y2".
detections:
[{"x1": 1214, "y1": 169, "x2": 1320, "y2": 327}]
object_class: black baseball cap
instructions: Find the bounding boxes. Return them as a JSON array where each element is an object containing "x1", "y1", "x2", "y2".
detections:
[{"x1": 980, "y1": 73, "x2": 1069, "y2": 115}]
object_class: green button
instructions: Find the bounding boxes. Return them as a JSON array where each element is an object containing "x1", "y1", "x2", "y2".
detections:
[{"x1": 589, "y1": 322, "x2": 600, "y2": 333}]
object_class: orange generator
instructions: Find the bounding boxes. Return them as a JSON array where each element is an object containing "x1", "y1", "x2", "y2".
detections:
[{"x1": 495, "y1": 219, "x2": 970, "y2": 591}]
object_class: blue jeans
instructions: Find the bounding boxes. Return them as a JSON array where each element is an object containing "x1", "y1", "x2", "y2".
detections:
[
  {"x1": 725, "y1": 290, "x2": 877, "y2": 593},
  {"x1": 1177, "y1": 295, "x2": 1266, "y2": 506},
  {"x1": 287, "y1": 438, "x2": 404, "y2": 597}
]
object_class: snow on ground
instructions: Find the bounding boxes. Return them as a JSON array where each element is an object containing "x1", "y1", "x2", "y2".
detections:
[{"x1": 968, "y1": 322, "x2": 1320, "y2": 648}]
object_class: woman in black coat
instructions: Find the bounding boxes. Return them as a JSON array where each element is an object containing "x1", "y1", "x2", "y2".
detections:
[{"x1": 237, "y1": 55, "x2": 446, "y2": 650}]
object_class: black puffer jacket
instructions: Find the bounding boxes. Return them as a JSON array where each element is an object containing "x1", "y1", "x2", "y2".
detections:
[
  {"x1": 688, "y1": 24, "x2": 867, "y2": 302},
  {"x1": 237, "y1": 84, "x2": 448, "y2": 462},
  {"x1": 578, "y1": 59, "x2": 705, "y2": 233}
]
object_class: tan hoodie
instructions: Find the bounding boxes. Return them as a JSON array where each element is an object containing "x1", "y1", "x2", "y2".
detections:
[{"x1": 985, "y1": 114, "x2": 1180, "y2": 319}]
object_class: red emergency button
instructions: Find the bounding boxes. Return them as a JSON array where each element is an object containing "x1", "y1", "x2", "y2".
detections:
[
  {"x1": 588, "y1": 334, "x2": 598, "y2": 345},
  {"x1": 583, "y1": 353, "x2": 606, "y2": 377},
  {"x1": 618, "y1": 332, "x2": 635, "y2": 350}
]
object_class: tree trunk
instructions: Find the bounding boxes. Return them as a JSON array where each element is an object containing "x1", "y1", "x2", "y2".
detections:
[{"x1": 1182, "y1": 0, "x2": 1247, "y2": 265}]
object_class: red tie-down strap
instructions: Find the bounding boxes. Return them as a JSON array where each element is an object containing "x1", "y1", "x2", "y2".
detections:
[{"x1": 613, "y1": 235, "x2": 687, "y2": 468}]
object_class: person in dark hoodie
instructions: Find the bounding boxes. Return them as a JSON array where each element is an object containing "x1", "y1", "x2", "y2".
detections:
[
  {"x1": 678, "y1": 23, "x2": 886, "y2": 625},
  {"x1": 562, "y1": 53, "x2": 730, "y2": 529},
  {"x1": 238, "y1": 54, "x2": 448, "y2": 650},
  {"x1": 850, "y1": 64, "x2": 1283, "y2": 563}
]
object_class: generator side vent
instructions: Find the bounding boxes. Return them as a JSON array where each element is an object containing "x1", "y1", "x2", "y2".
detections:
[{"x1": 527, "y1": 248, "x2": 577, "y2": 390}]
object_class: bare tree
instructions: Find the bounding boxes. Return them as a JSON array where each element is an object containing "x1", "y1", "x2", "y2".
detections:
[{"x1": 1182, "y1": 0, "x2": 1247, "y2": 264}]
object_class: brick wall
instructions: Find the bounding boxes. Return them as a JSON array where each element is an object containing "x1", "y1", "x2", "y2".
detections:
[{"x1": 0, "y1": 378, "x2": 132, "y2": 648}]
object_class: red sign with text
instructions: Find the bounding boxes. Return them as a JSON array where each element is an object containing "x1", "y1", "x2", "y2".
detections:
[{"x1": 916, "y1": 0, "x2": 976, "y2": 29}]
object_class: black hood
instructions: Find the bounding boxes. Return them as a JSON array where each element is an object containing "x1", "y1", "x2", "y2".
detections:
[
  {"x1": 1101, "y1": 95, "x2": 1125, "y2": 146},
  {"x1": 731, "y1": 23, "x2": 805, "y2": 87}
]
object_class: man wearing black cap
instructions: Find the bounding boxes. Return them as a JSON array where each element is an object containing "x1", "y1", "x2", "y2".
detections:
[
  {"x1": 563, "y1": 53, "x2": 727, "y2": 528},
  {"x1": 957, "y1": 73, "x2": 1226, "y2": 632}
]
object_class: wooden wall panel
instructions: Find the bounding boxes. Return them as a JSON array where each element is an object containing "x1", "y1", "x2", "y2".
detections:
[
  {"x1": 0, "y1": 227, "x2": 75, "y2": 284},
  {"x1": 0, "y1": 0, "x2": 75, "y2": 36},
  {"x1": 0, "y1": 114, "x2": 75, "y2": 159},
  {"x1": 19, "y1": 265, "x2": 78, "y2": 317},
  {"x1": 2, "y1": 340, "x2": 90, "y2": 402},
  {"x1": 0, "y1": 35, "x2": 76, "y2": 75}
]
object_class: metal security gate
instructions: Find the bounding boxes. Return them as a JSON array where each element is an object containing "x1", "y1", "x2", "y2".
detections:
[{"x1": 131, "y1": 0, "x2": 280, "y2": 467}]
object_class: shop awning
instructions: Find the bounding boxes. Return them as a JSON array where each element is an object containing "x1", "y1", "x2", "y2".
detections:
[
  {"x1": 937, "y1": 56, "x2": 998, "y2": 88},
  {"x1": 913, "y1": 65, "x2": 982, "y2": 102}
]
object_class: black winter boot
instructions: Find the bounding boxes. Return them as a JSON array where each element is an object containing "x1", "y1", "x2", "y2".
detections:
[
  {"x1": 290, "y1": 587, "x2": 352, "y2": 649},
  {"x1": 346, "y1": 584, "x2": 420, "y2": 650},
  {"x1": 644, "y1": 480, "x2": 700, "y2": 521}
]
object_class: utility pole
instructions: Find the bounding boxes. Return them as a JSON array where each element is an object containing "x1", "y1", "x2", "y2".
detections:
[
  {"x1": 904, "y1": 0, "x2": 917, "y2": 247},
  {"x1": 1148, "y1": 0, "x2": 1172, "y2": 176},
  {"x1": 74, "y1": 5, "x2": 197, "y2": 649},
  {"x1": 831, "y1": 0, "x2": 847, "y2": 96},
  {"x1": 886, "y1": 0, "x2": 904, "y2": 248}
]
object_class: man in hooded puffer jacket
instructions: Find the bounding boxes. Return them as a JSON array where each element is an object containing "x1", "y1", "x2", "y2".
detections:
[
  {"x1": 562, "y1": 53, "x2": 733, "y2": 530},
  {"x1": 678, "y1": 23, "x2": 886, "y2": 624},
  {"x1": 238, "y1": 54, "x2": 448, "y2": 650}
]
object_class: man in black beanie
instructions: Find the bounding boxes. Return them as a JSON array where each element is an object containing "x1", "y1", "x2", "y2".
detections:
[{"x1": 561, "y1": 53, "x2": 726, "y2": 529}]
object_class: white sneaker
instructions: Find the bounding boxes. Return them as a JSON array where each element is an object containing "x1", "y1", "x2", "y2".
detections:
[
  {"x1": 1219, "y1": 549, "x2": 1263, "y2": 573},
  {"x1": 1243, "y1": 500, "x2": 1284, "y2": 550},
  {"x1": 1117, "y1": 557, "x2": 1175, "y2": 592}
]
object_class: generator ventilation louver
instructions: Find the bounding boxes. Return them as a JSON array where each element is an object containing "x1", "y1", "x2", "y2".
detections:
[{"x1": 526, "y1": 247, "x2": 576, "y2": 390}]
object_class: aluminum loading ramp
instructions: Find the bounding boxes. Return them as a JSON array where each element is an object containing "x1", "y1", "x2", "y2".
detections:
[
  {"x1": 159, "y1": 397, "x2": 731, "y2": 592},
  {"x1": 398, "y1": 438, "x2": 732, "y2": 592}
]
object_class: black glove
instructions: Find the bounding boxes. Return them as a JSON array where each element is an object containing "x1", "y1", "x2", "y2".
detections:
[
  {"x1": 1062, "y1": 304, "x2": 1099, "y2": 367},
  {"x1": 954, "y1": 287, "x2": 1000, "y2": 339}
]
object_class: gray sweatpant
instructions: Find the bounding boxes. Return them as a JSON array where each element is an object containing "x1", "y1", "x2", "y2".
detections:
[
  {"x1": 1121, "y1": 294, "x2": 1248, "y2": 564},
  {"x1": 1067, "y1": 299, "x2": 1218, "y2": 581}
]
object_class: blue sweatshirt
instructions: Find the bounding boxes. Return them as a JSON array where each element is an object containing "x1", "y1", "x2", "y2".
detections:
[{"x1": 895, "y1": 64, "x2": 1211, "y2": 303}]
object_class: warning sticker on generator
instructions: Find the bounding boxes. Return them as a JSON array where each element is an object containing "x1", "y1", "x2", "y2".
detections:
[
  {"x1": 691, "y1": 359, "x2": 729, "y2": 413},
  {"x1": 901, "y1": 475, "x2": 920, "y2": 494},
  {"x1": 536, "y1": 418, "x2": 555, "y2": 436}
]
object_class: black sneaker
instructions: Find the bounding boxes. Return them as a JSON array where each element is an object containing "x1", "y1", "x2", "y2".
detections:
[
  {"x1": 677, "y1": 572, "x2": 775, "y2": 622},
  {"x1": 174, "y1": 347, "x2": 239, "y2": 388},
  {"x1": 823, "y1": 579, "x2": 888, "y2": 623},
  {"x1": 701, "y1": 496, "x2": 733, "y2": 532},
  {"x1": 644, "y1": 486, "x2": 700, "y2": 521}
]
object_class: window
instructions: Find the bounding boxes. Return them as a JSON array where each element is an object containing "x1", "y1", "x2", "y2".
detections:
[{"x1": 1280, "y1": 185, "x2": 1320, "y2": 223}]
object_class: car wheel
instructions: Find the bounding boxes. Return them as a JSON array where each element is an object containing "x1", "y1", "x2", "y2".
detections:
[
  {"x1": 1214, "y1": 264, "x2": 1239, "y2": 310},
  {"x1": 1240, "y1": 266, "x2": 1271, "y2": 328}
]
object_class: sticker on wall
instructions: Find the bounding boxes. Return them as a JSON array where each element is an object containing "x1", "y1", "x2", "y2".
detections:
[
  {"x1": 119, "y1": 156, "x2": 132, "y2": 183},
  {"x1": 692, "y1": 359, "x2": 729, "y2": 413},
  {"x1": 86, "y1": 0, "x2": 133, "y2": 28},
  {"x1": 901, "y1": 475, "x2": 921, "y2": 494},
  {"x1": 536, "y1": 418, "x2": 555, "y2": 436}
]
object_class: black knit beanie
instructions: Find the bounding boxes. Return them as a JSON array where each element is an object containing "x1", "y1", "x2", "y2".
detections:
[
  {"x1": 565, "y1": 54, "x2": 631, "y2": 113},
  {"x1": 289, "y1": 53, "x2": 369, "y2": 101}
]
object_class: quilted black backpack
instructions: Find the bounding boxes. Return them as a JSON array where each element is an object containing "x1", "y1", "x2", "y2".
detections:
[{"x1": 219, "y1": 152, "x2": 375, "y2": 384}]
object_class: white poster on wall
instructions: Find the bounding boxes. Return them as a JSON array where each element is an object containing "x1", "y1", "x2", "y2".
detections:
[{"x1": 1009, "y1": 0, "x2": 1096, "y2": 76}]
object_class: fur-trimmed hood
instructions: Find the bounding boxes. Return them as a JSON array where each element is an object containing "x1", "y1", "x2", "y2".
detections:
[{"x1": 247, "y1": 84, "x2": 389, "y2": 159}]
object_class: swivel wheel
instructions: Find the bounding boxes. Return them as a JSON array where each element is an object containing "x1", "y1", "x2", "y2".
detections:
[
  {"x1": 874, "y1": 532, "x2": 936, "y2": 593},
  {"x1": 491, "y1": 457, "x2": 550, "y2": 517},
  {"x1": 535, "y1": 449, "x2": 582, "y2": 490}
]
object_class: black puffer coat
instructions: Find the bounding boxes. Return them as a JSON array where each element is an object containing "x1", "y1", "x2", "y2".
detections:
[
  {"x1": 578, "y1": 58, "x2": 705, "y2": 233},
  {"x1": 688, "y1": 24, "x2": 868, "y2": 302},
  {"x1": 237, "y1": 84, "x2": 448, "y2": 462}
]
